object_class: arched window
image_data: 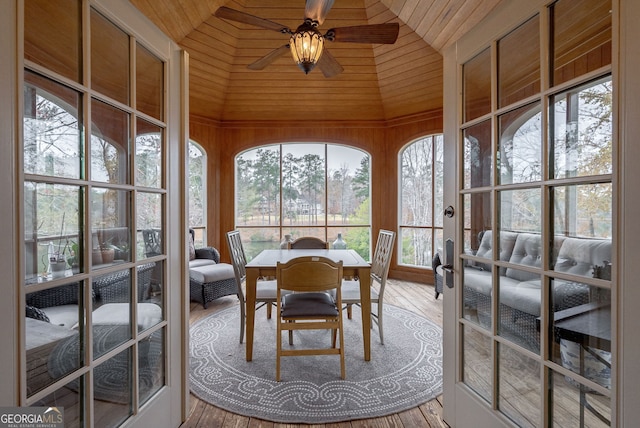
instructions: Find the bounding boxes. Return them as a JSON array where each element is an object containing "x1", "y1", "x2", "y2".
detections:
[
  {"x1": 188, "y1": 141, "x2": 206, "y2": 246},
  {"x1": 399, "y1": 135, "x2": 444, "y2": 268},
  {"x1": 235, "y1": 143, "x2": 371, "y2": 260}
]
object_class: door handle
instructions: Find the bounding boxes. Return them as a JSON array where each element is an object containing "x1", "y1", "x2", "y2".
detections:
[{"x1": 444, "y1": 238, "x2": 454, "y2": 288}]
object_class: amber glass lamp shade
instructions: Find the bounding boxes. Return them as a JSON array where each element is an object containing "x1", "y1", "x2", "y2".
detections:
[{"x1": 289, "y1": 20, "x2": 324, "y2": 74}]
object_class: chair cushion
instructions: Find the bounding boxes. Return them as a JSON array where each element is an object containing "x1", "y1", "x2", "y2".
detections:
[
  {"x1": 189, "y1": 258, "x2": 216, "y2": 268},
  {"x1": 41, "y1": 304, "x2": 79, "y2": 328},
  {"x1": 88, "y1": 302, "x2": 162, "y2": 331},
  {"x1": 281, "y1": 292, "x2": 338, "y2": 318},
  {"x1": 190, "y1": 263, "x2": 235, "y2": 284}
]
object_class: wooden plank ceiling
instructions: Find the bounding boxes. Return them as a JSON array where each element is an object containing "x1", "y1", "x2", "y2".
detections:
[{"x1": 130, "y1": 0, "x2": 503, "y2": 122}]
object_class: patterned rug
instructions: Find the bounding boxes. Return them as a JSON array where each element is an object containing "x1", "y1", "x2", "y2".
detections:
[{"x1": 189, "y1": 303, "x2": 443, "y2": 424}]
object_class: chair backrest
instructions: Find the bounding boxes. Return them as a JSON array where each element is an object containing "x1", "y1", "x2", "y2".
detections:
[
  {"x1": 371, "y1": 229, "x2": 396, "y2": 297},
  {"x1": 287, "y1": 236, "x2": 329, "y2": 249},
  {"x1": 142, "y1": 229, "x2": 161, "y2": 257},
  {"x1": 226, "y1": 230, "x2": 248, "y2": 300},
  {"x1": 277, "y1": 256, "x2": 343, "y2": 294}
]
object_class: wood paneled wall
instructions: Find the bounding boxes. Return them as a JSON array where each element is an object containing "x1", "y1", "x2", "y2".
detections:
[{"x1": 190, "y1": 111, "x2": 442, "y2": 283}]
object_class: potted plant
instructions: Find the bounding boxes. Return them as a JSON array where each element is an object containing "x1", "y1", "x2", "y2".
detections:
[
  {"x1": 66, "y1": 241, "x2": 80, "y2": 274},
  {"x1": 92, "y1": 244, "x2": 115, "y2": 265}
]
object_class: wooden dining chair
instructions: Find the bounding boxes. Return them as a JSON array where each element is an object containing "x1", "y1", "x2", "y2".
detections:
[
  {"x1": 276, "y1": 256, "x2": 345, "y2": 381},
  {"x1": 287, "y1": 236, "x2": 329, "y2": 249},
  {"x1": 341, "y1": 229, "x2": 396, "y2": 344},
  {"x1": 226, "y1": 230, "x2": 281, "y2": 343}
]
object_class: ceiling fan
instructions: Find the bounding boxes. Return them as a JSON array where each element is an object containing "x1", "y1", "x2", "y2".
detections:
[{"x1": 214, "y1": 0, "x2": 400, "y2": 77}]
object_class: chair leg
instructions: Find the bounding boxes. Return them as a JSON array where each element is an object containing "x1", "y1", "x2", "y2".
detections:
[
  {"x1": 332, "y1": 328, "x2": 337, "y2": 348},
  {"x1": 276, "y1": 318, "x2": 282, "y2": 382},
  {"x1": 338, "y1": 319, "x2": 346, "y2": 379},
  {"x1": 238, "y1": 295, "x2": 246, "y2": 344},
  {"x1": 377, "y1": 302, "x2": 384, "y2": 345},
  {"x1": 288, "y1": 321, "x2": 294, "y2": 345},
  {"x1": 347, "y1": 304, "x2": 353, "y2": 320},
  {"x1": 266, "y1": 302, "x2": 272, "y2": 319}
]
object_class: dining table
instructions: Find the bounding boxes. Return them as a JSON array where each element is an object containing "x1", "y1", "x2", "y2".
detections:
[{"x1": 244, "y1": 248, "x2": 372, "y2": 361}]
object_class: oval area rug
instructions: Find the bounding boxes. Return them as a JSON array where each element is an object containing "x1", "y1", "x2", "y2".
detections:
[{"x1": 189, "y1": 303, "x2": 442, "y2": 424}]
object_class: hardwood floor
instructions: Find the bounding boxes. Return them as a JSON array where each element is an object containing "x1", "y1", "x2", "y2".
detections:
[{"x1": 183, "y1": 279, "x2": 448, "y2": 428}]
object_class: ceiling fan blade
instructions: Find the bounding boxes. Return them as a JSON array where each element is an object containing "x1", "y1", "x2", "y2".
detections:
[
  {"x1": 316, "y1": 50, "x2": 343, "y2": 78},
  {"x1": 215, "y1": 6, "x2": 290, "y2": 33},
  {"x1": 247, "y1": 45, "x2": 291, "y2": 70},
  {"x1": 305, "y1": 0, "x2": 335, "y2": 25},
  {"x1": 325, "y1": 23, "x2": 400, "y2": 44}
]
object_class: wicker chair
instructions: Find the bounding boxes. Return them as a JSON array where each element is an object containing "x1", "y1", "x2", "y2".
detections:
[{"x1": 187, "y1": 230, "x2": 238, "y2": 309}]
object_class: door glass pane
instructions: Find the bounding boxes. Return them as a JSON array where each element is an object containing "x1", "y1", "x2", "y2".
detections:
[
  {"x1": 24, "y1": 0, "x2": 81, "y2": 82},
  {"x1": 551, "y1": 78, "x2": 612, "y2": 179},
  {"x1": 26, "y1": 282, "x2": 84, "y2": 396},
  {"x1": 33, "y1": 376, "x2": 85, "y2": 426},
  {"x1": 498, "y1": 15, "x2": 540, "y2": 107},
  {"x1": 140, "y1": 260, "x2": 163, "y2": 328},
  {"x1": 551, "y1": 0, "x2": 612, "y2": 86},
  {"x1": 551, "y1": 183, "x2": 612, "y2": 277},
  {"x1": 500, "y1": 188, "x2": 541, "y2": 233},
  {"x1": 463, "y1": 120, "x2": 493, "y2": 188},
  {"x1": 499, "y1": 103, "x2": 542, "y2": 184},
  {"x1": 551, "y1": 282, "x2": 611, "y2": 384},
  {"x1": 91, "y1": 9, "x2": 130, "y2": 105},
  {"x1": 463, "y1": 48, "x2": 491, "y2": 121},
  {"x1": 90, "y1": 189, "x2": 131, "y2": 268},
  {"x1": 24, "y1": 182, "x2": 84, "y2": 282},
  {"x1": 550, "y1": 370, "x2": 611, "y2": 427},
  {"x1": 499, "y1": 269, "x2": 540, "y2": 352},
  {"x1": 93, "y1": 347, "x2": 133, "y2": 425},
  {"x1": 136, "y1": 119, "x2": 163, "y2": 188},
  {"x1": 462, "y1": 325, "x2": 492, "y2": 402},
  {"x1": 140, "y1": 328, "x2": 165, "y2": 405},
  {"x1": 136, "y1": 43, "x2": 164, "y2": 120},
  {"x1": 498, "y1": 343, "x2": 541, "y2": 427},
  {"x1": 137, "y1": 192, "x2": 163, "y2": 259},
  {"x1": 463, "y1": 192, "x2": 491, "y2": 255},
  {"x1": 24, "y1": 72, "x2": 82, "y2": 179},
  {"x1": 91, "y1": 99, "x2": 130, "y2": 184}
]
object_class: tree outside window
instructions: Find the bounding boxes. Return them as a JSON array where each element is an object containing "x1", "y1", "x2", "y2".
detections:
[
  {"x1": 399, "y1": 135, "x2": 444, "y2": 268},
  {"x1": 188, "y1": 141, "x2": 206, "y2": 246},
  {"x1": 235, "y1": 143, "x2": 371, "y2": 260}
]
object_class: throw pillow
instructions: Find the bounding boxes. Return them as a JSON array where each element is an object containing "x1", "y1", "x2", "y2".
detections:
[
  {"x1": 189, "y1": 236, "x2": 196, "y2": 261},
  {"x1": 25, "y1": 305, "x2": 50, "y2": 323}
]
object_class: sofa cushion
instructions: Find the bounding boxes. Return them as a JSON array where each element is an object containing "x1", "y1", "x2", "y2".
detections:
[
  {"x1": 500, "y1": 282, "x2": 542, "y2": 316},
  {"x1": 474, "y1": 230, "x2": 518, "y2": 273},
  {"x1": 505, "y1": 233, "x2": 542, "y2": 281},
  {"x1": 463, "y1": 267, "x2": 493, "y2": 295},
  {"x1": 554, "y1": 237, "x2": 611, "y2": 278}
]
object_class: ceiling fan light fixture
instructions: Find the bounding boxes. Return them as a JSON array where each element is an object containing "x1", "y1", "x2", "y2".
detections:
[{"x1": 289, "y1": 19, "x2": 324, "y2": 74}]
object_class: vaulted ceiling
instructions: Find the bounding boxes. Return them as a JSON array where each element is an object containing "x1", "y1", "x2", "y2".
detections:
[{"x1": 130, "y1": 0, "x2": 503, "y2": 122}]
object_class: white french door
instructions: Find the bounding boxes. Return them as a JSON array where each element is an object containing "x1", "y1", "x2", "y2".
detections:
[
  {"x1": 6, "y1": 0, "x2": 187, "y2": 426},
  {"x1": 442, "y1": 0, "x2": 624, "y2": 427}
]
